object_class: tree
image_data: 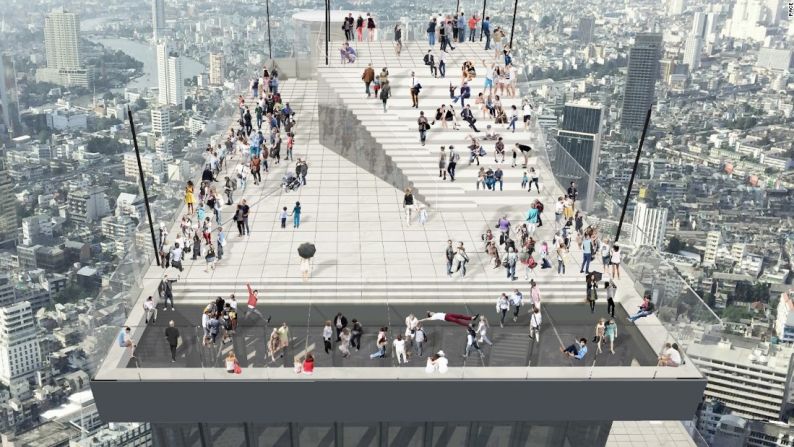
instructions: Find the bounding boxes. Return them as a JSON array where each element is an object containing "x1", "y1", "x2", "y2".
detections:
[
  {"x1": 85, "y1": 136, "x2": 127, "y2": 155},
  {"x1": 720, "y1": 305, "x2": 753, "y2": 323},
  {"x1": 667, "y1": 237, "x2": 687, "y2": 254},
  {"x1": 133, "y1": 97, "x2": 148, "y2": 111}
]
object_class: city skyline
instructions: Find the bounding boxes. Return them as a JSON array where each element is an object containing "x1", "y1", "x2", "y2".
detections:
[{"x1": 0, "y1": 0, "x2": 791, "y2": 446}]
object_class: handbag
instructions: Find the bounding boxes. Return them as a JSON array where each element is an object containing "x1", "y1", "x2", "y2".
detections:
[{"x1": 233, "y1": 362, "x2": 242, "y2": 374}]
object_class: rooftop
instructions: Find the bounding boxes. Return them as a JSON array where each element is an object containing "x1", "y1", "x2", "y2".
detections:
[{"x1": 92, "y1": 40, "x2": 704, "y2": 424}]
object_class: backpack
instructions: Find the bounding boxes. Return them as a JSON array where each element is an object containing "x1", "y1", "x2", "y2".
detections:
[
  {"x1": 452, "y1": 152, "x2": 460, "y2": 163},
  {"x1": 527, "y1": 257, "x2": 537, "y2": 269},
  {"x1": 223, "y1": 315, "x2": 233, "y2": 330},
  {"x1": 536, "y1": 202, "x2": 544, "y2": 212},
  {"x1": 423, "y1": 54, "x2": 431, "y2": 65}
]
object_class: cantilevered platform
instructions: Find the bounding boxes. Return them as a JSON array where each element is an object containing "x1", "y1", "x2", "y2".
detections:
[{"x1": 93, "y1": 41, "x2": 705, "y2": 427}]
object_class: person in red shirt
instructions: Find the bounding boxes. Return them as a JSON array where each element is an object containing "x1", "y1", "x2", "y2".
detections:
[
  {"x1": 467, "y1": 15, "x2": 480, "y2": 42},
  {"x1": 243, "y1": 283, "x2": 270, "y2": 322}
]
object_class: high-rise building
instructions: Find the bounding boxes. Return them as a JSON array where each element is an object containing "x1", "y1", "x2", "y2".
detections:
[
  {"x1": 756, "y1": 47, "x2": 794, "y2": 71},
  {"x1": 630, "y1": 201, "x2": 668, "y2": 250},
  {"x1": 556, "y1": 102, "x2": 603, "y2": 212},
  {"x1": 37, "y1": 9, "x2": 89, "y2": 88},
  {"x1": 151, "y1": 107, "x2": 171, "y2": 137},
  {"x1": 620, "y1": 33, "x2": 662, "y2": 141},
  {"x1": 67, "y1": 188, "x2": 110, "y2": 224},
  {"x1": 683, "y1": 36, "x2": 703, "y2": 72},
  {"x1": 209, "y1": 52, "x2": 225, "y2": 86},
  {"x1": 0, "y1": 157, "x2": 17, "y2": 246},
  {"x1": 0, "y1": 302, "x2": 42, "y2": 388},
  {"x1": 152, "y1": 0, "x2": 166, "y2": 41},
  {"x1": 688, "y1": 339, "x2": 794, "y2": 422},
  {"x1": 668, "y1": 0, "x2": 687, "y2": 15},
  {"x1": 156, "y1": 40, "x2": 183, "y2": 108},
  {"x1": 726, "y1": 0, "x2": 768, "y2": 41},
  {"x1": 692, "y1": 12, "x2": 707, "y2": 37},
  {"x1": 775, "y1": 290, "x2": 794, "y2": 342},
  {"x1": 0, "y1": 54, "x2": 20, "y2": 138},
  {"x1": 703, "y1": 230, "x2": 721, "y2": 266},
  {"x1": 577, "y1": 17, "x2": 594, "y2": 44}
]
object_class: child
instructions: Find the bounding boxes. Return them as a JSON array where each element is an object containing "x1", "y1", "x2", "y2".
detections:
[
  {"x1": 279, "y1": 207, "x2": 288, "y2": 228},
  {"x1": 418, "y1": 206, "x2": 428, "y2": 225},
  {"x1": 521, "y1": 171, "x2": 529, "y2": 190}
]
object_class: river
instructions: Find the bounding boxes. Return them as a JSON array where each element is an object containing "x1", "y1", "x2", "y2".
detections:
[{"x1": 91, "y1": 38, "x2": 206, "y2": 91}]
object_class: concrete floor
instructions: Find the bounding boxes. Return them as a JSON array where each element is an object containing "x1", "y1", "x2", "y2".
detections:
[{"x1": 129, "y1": 302, "x2": 657, "y2": 369}]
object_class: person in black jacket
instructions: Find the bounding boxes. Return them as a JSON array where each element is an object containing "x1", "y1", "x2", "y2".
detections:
[
  {"x1": 159, "y1": 274, "x2": 176, "y2": 311},
  {"x1": 165, "y1": 321, "x2": 180, "y2": 363},
  {"x1": 350, "y1": 319, "x2": 363, "y2": 350},
  {"x1": 334, "y1": 313, "x2": 348, "y2": 342},
  {"x1": 403, "y1": 188, "x2": 415, "y2": 224},
  {"x1": 461, "y1": 105, "x2": 480, "y2": 132}
]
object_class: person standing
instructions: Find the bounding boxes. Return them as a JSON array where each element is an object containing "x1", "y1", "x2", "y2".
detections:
[
  {"x1": 445, "y1": 239, "x2": 455, "y2": 276},
  {"x1": 355, "y1": 15, "x2": 364, "y2": 41},
  {"x1": 350, "y1": 319, "x2": 363, "y2": 351},
  {"x1": 604, "y1": 319, "x2": 617, "y2": 354},
  {"x1": 291, "y1": 201, "x2": 302, "y2": 229},
  {"x1": 418, "y1": 112, "x2": 430, "y2": 146},
  {"x1": 464, "y1": 325, "x2": 484, "y2": 359},
  {"x1": 496, "y1": 293, "x2": 509, "y2": 327},
  {"x1": 404, "y1": 313, "x2": 419, "y2": 346},
  {"x1": 427, "y1": 17, "x2": 437, "y2": 46},
  {"x1": 362, "y1": 64, "x2": 375, "y2": 98},
  {"x1": 323, "y1": 321, "x2": 333, "y2": 354},
  {"x1": 586, "y1": 275, "x2": 598, "y2": 314},
  {"x1": 334, "y1": 312, "x2": 348, "y2": 342},
  {"x1": 338, "y1": 328, "x2": 352, "y2": 358},
  {"x1": 217, "y1": 228, "x2": 226, "y2": 261},
  {"x1": 529, "y1": 279, "x2": 541, "y2": 311},
  {"x1": 567, "y1": 182, "x2": 578, "y2": 209},
  {"x1": 595, "y1": 318, "x2": 606, "y2": 354},
  {"x1": 366, "y1": 13, "x2": 376, "y2": 41},
  {"x1": 610, "y1": 245, "x2": 622, "y2": 279},
  {"x1": 393, "y1": 335, "x2": 408, "y2": 364},
  {"x1": 158, "y1": 275, "x2": 176, "y2": 312},
  {"x1": 529, "y1": 306, "x2": 541, "y2": 342},
  {"x1": 454, "y1": 246, "x2": 469, "y2": 277},
  {"x1": 600, "y1": 238, "x2": 611, "y2": 270},
  {"x1": 403, "y1": 188, "x2": 415, "y2": 224},
  {"x1": 467, "y1": 14, "x2": 479, "y2": 42},
  {"x1": 581, "y1": 233, "x2": 593, "y2": 274},
  {"x1": 343, "y1": 13, "x2": 354, "y2": 41},
  {"x1": 438, "y1": 146, "x2": 448, "y2": 179},
  {"x1": 438, "y1": 50, "x2": 447, "y2": 78},
  {"x1": 605, "y1": 280, "x2": 616, "y2": 318},
  {"x1": 414, "y1": 324, "x2": 427, "y2": 357},
  {"x1": 482, "y1": 16, "x2": 491, "y2": 50},
  {"x1": 477, "y1": 315, "x2": 493, "y2": 346},
  {"x1": 409, "y1": 71, "x2": 420, "y2": 108},
  {"x1": 241, "y1": 199, "x2": 251, "y2": 236},
  {"x1": 447, "y1": 145, "x2": 458, "y2": 181},
  {"x1": 505, "y1": 247, "x2": 518, "y2": 280},
  {"x1": 379, "y1": 80, "x2": 391, "y2": 112},
  {"x1": 278, "y1": 322, "x2": 291, "y2": 356},
  {"x1": 510, "y1": 289, "x2": 523, "y2": 322},
  {"x1": 164, "y1": 321, "x2": 180, "y2": 363},
  {"x1": 457, "y1": 12, "x2": 466, "y2": 42}
]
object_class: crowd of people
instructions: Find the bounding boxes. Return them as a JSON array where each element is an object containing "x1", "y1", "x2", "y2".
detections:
[{"x1": 130, "y1": 12, "x2": 677, "y2": 373}]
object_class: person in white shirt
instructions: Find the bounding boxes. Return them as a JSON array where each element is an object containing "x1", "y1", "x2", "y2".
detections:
[
  {"x1": 143, "y1": 296, "x2": 158, "y2": 324},
  {"x1": 509, "y1": 289, "x2": 523, "y2": 322},
  {"x1": 658, "y1": 343, "x2": 681, "y2": 367},
  {"x1": 529, "y1": 306, "x2": 542, "y2": 342},
  {"x1": 405, "y1": 314, "x2": 419, "y2": 345},
  {"x1": 426, "y1": 350, "x2": 449, "y2": 373},
  {"x1": 393, "y1": 334, "x2": 408, "y2": 364},
  {"x1": 477, "y1": 316, "x2": 493, "y2": 346},
  {"x1": 496, "y1": 293, "x2": 509, "y2": 327},
  {"x1": 522, "y1": 102, "x2": 532, "y2": 130},
  {"x1": 322, "y1": 321, "x2": 333, "y2": 354}
]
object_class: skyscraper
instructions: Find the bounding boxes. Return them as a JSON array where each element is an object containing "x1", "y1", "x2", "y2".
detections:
[
  {"x1": 209, "y1": 52, "x2": 225, "y2": 86},
  {"x1": 0, "y1": 157, "x2": 16, "y2": 246},
  {"x1": 152, "y1": 0, "x2": 166, "y2": 41},
  {"x1": 630, "y1": 201, "x2": 668, "y2": 250},
  {"x1": 151, "y1": 107, "x2": 171, "y2": 137},
  {"x1": 726, "y1": 0, "x2": 768, "y2": 41},
  {"x1": 37, "y1": 9, "x2": 89, "y2": 87},
  {"x1": 556, "y1": 102, "x2": 603, "y2": 211},
  {"x1": 156, "y1": 40, "x2": 183, "y2": 108},
  {"x1": 668, "y1": 0, "x2": 687, "y2": 15},
  {"x1": 683, "y1": 36, "x2": 703, "y2": 72},
  {"x1": 620, "y1": 33, "x2": 662, "y2": 142},
  {"x1": 0, "y1": 53, "x2": 20, "y2": 138},
  {"x1": 0, "y1": 302, "x2": 42, "y2": 390},
  {"x1": 577, "y1": 17, "x2": 594, "y2": 44}
]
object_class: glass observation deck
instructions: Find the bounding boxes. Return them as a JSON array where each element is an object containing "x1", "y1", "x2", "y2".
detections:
[{"x1": 91, "y1": 35, "x2": 707, "y2": 431}]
